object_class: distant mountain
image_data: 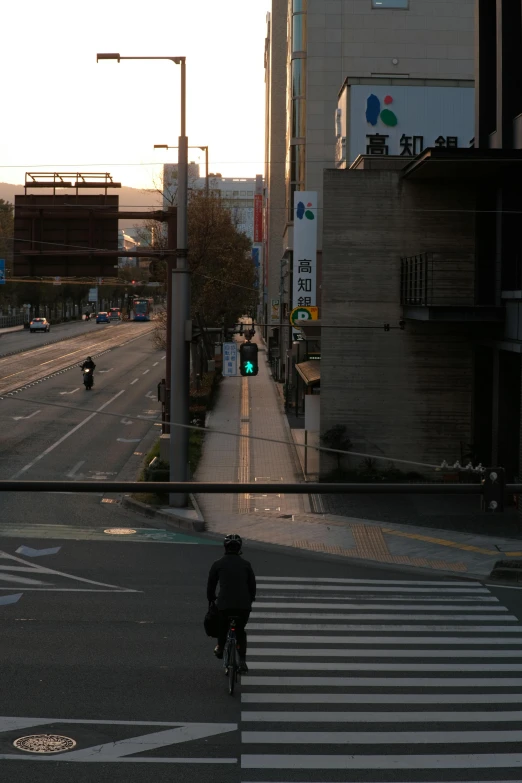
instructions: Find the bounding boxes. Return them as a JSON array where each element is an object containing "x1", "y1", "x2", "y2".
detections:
[{"x1": 0, "y1": 182, "x2": 162, "y2": 228}]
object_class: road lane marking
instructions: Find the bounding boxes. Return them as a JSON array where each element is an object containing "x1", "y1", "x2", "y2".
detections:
[
  {"x1": 117, "y1": 438, "x2": 141, "y2": 443},
  {"x1": 250, "y1": 613, "x2": 514, "y2": 621},
  {"x1": 254, "y1": 598, "x2": 501, "y2": 607},
  {"x1": 256, "y1": 577, "x2": 481, "y2": 586},
  {"x1": 252, "y1": 604, "x2": 504, "y2": 612},
  {"x1": 66, "y1": 461, "x2": 85, "y2": 479},
  {"x1": 130, "y1": 378, "x2": 139, "y2": 385},
  {"x1": 257, "y1": 585, "x2": 489, "y2": 593},
  {"x1": 12, "y1": 410, "x2": 41, "y2": 421},
  {"x1": 11, "y1": 390, "x2": 125, "y2": 479},
  {"x1": 98, "y1": 368, "x2": 113, "y2": 373},
  {"x1": 248, "y1": 623, "x2": 521, "y2": 631},
  {"x1": 142, "y1": 369, "x2": 150, "y2": 375},
  {"x1": 15, "y1": 546, "x2": 61, "y2": 558},
  {"x1": 161, "y1": 355, "x2": 166, "y2": 360},
  {"x1": 153, "y1": 362, "x2": 159, "y2": 366},
  {"x1": 59, "y1": 389, "x2": 79, "y2": 395},
  {"x1": 120, "y1": 418, "x2": 133, "y2": 425}
]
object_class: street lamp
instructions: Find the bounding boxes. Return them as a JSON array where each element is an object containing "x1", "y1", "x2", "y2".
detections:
[
  {"x1": 154, "y1": 144, "x2": 209, "y2": 195},
  {"x1": 97, "y1": 52, "x2": 190, "y2": 508}
]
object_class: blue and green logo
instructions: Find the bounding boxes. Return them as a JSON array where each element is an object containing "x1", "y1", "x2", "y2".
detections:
[
  {"x1": 366, "y1": 94, "x2": 397, "y2": 127},
  {"x1": 296, "y1": 201, "x2": 315, "y2": 220}
]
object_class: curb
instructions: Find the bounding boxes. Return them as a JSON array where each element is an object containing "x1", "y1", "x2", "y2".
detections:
[
  {"x1": 121, "y1": 494, "x2": 205, "y2": 533},
  {"x1": 489, "y1": 559, "x2": 522, "y2": 584}
]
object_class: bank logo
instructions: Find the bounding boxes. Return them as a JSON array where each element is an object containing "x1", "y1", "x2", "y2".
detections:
[
  {"x1": 366, "y1": 94, "x2": 398, "y2": 128},
  {"x1": 296, "y1": 201, "x2": 315, "y2": 220}
]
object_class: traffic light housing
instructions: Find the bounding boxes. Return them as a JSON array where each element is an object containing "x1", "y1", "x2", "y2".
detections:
[
  {"x1": 239, "y1": 341, "x2": 259, "y2": 377},
  {"x1": 482, "y1": 467, "x2": 505, "y2": 512}
]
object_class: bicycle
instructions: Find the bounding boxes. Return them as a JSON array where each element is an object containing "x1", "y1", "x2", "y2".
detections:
[{"x1": 223, "y1": 617, "x2": 240, "y2": 696}]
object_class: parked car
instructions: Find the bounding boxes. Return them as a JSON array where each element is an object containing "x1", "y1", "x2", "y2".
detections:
[
  {"x1": 29, "y1": 317, "x2": 51, "y2": 333},
  {"x1": 96, "y1": 312, "x2": 110, "y2": 324}
]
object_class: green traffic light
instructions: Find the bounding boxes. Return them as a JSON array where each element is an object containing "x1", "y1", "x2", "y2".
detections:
[{"x1": 244, "y1": 361, "x2": 254, "y2": 374}]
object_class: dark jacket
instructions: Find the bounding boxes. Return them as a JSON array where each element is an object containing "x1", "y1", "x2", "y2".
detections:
[
  {"x1": 207, "y1": 553, "x2": 256, "y2": 610},
  {"x1": 81, "y1": 360, "x2": 96, "y2": 371}
]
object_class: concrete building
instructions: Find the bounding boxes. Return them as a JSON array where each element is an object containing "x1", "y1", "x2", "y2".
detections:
[
  {"x1": 312, "y1": 0, "x2": 522, "y2": 487},
  {"x1": 263, "y1": 0, "x2": 475, "y2": 382}
]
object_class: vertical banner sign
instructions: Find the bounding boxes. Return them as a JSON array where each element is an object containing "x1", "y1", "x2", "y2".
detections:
[
  {"x1": 251, "y1": 247, "x2": 260, "y2": 289},
  {"x1": 0, "y1": 259, "x2": 5, "y2": 285},
  {"x1": 254, "y1": 195, "x2": 263, "y2": 243},
  {"x1": 271, "y1": 299, "x2": 280, "y2": 324},
  {"x1": 223, "y1": 342, "x2": 238, "y2": 377},
  {"x1": 293, "y1": 191, "x2": 317, "y2": 339}
]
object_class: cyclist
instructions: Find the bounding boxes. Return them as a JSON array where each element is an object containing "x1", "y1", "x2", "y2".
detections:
[{"x1": 207, "y1": 534, "x2": 256, "y2": 673}]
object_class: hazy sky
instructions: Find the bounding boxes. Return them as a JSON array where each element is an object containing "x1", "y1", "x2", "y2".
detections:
[{"x1": 0, "y1": 0, "x2": 268, "y2": 190}]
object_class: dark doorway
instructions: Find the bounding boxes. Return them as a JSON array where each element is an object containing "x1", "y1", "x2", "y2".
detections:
[{"x1": 497, "y1": 350, "x2": 521, "y2": 481}]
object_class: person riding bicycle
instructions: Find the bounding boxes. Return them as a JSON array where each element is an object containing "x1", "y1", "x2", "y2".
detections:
[{"x1": 207, "y1": 534, "x2": 256, "y2": 673}]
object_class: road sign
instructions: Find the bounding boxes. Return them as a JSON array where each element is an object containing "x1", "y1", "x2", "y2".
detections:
[
  {"x1": 88, "y1": 288, "x2": 97, "y2": 302},
  {"x1": 290, "y1": 306, "x2": 318, "y2": 326},
  {"x1": 0, "y1": 259, "x2": 5, "y2": 285},
  {"x1": 53, "y1": 276, "x2": 61, "y2": 286},
  {"x1": 223, "y1": 342, "x2": 238, "y2": 376}
]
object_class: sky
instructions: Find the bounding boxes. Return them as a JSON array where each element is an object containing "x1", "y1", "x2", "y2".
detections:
[{"x1": 0, "y1": 0, "x2": 268, "y2": 191}]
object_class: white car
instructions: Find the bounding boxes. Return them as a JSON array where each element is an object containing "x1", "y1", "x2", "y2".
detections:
[{"x1": 29, "y1": 317, "x2": 51, "y2": 333}]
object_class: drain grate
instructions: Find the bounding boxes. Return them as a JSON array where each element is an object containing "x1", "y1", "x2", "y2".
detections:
[{"x1": 13, "y1": 734, "x2": 76, "y2": 753}]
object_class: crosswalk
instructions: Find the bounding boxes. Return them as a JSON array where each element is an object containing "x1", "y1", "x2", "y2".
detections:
[{"x1": 240, "y1": 575, "x2": 522, "y2": 782}]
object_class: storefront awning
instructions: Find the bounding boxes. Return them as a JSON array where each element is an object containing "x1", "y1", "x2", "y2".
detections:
[{"x1": 296, "y1": 360, "x2": 320, "y2": 387}]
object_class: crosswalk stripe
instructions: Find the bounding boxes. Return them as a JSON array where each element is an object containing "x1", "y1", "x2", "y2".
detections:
[
  {"x1": 241, "y1": 754, "x2": 522, "y2": 769},
  {"x1": 241, "y1": 676, "x2": 522, "y2": 686},
  {"x1": 256, "y1": 577, "x2": 482, "y2": 586},
  {"x1": 255, "y1": 596, "x2": 500, "y2": 604},
  {"x1": 247, "y1": 661, "x2": 522, "y2": 671},
  {"x1": 241, "y1": 710, "x2": 522, "y2": 722},
  {"x1": 250, "y1": 613, "x2": 515, "y2": 620},
  {"x1": 253, "y1": 603, "x2": 504, "y2": 611},
  {"x1": 257, "y1": 585, "x2": 489, "y2": 593},
  {"x1": 248, "y1": 623, "x2": 522, "y2": 631},
  {"x1": 241, "y1": 693, "x2": 522, "y2": 704},
  {"x1": 242, "y1": 729, "x2": 522, "y2": 743},
  {"x1": 248, "y1": 635, "x2": 522, "y2": 644},
  {"x1": 248, "y1": 647, "x2": 522, "y2": 658}
]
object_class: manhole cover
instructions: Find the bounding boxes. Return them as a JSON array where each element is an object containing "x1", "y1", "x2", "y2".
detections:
[
  {"x1": 104, "y1": 528, "x2": 136, "y2": 535},
  {"x1": 13, "y1": 734, "x2": 76, "y2": 753}
]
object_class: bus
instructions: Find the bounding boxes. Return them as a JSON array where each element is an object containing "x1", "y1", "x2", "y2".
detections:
[{"x1": 130, "y1": 298, "x2": 153, "y2": 322}]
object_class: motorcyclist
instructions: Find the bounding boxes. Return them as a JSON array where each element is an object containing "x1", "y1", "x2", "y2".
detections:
[
  {"x1": 81, "y1": 357, "x2": 96, "y2": 383},
  {"x1": 207, "y1": 534, "x2": 256, "y2": 673}
]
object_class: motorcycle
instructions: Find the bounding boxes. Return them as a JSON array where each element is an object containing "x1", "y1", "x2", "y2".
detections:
[{"x1": 83, "y1": 368, "x2": 94, "y2": 390}]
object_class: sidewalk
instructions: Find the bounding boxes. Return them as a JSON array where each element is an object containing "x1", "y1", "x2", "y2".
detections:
[{"x1": 193, "y1": 335, "x2": 521, "y2": 579}]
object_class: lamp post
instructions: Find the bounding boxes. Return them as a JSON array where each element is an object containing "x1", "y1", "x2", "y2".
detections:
[
  {"x1": 154, "y1": 144, "x2": 209, "y2": 194},
  {"x1": 97, "y1": 52, "x2": 190, "y2": 507}
]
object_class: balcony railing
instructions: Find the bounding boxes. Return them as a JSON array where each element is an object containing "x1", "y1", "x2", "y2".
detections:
[{"x1": 400, "y1": 252, "x2": 475, "y2": 307}]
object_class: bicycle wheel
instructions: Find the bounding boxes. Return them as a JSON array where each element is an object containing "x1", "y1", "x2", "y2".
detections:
[{"x1": 228, "y1": 646, "x2": 236, "y2": 696}]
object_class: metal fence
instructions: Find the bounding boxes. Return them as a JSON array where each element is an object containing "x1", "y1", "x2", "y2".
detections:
[
  {"x1": 0, "y1": 314, "x2": 25, "y2": 329},
  {"x1": 400, "y1": 252, "x2": 475, "y2": 307}
]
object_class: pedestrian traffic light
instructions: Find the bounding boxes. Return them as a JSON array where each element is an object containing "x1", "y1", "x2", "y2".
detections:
[
  {"x1": 239, "y1": 341, "x2": 259, "y2": 377},
  {"x1": 482, "y1": 467, "x2": 505, "y2": 512}
]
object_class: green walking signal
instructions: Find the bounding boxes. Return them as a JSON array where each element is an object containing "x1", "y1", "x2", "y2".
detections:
[{"x1": 239, "y1": 341, "x2": 259, "y2": 377}]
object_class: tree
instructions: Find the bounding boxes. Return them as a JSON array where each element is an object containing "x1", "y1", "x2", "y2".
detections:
[{"x1": 321, "y1": 425, "x2": 353, "y2": 471}]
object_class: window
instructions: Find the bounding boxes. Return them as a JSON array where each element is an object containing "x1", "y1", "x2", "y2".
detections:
[
  {"x1": 372, "y1": 0, "x2": 408, "y2": 7},
  {"x1": 291, "y1": 58, "x2": 306, "y2": 98},
  {"x1": 292, "y1": 98, "x2": 306, "y2": 138},
  {"x1": 292, "y1": 13, "x2": 306, "y2": 52}
]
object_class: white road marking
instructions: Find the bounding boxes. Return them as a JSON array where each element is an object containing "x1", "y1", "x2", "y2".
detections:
[
  {"x1": 0, "y1": 594, "x2": 22, "y2": 606},
  {"x1": 120, "y1": 418, "x2": 133, "y2": 425},
  {"x1": 0, "y1": 549, "x2": 138, "y2": 593},
  {"x1": 248, "y1": 635, "x2": 522, "y2": 644},
  {"x1": 250, "y1": 613, "x2": 514, "y2": 621},
  {"x1": 256, "y1": 577, "x2": 481, "y2": 586},
  {"x1": 145, "y1": 391, "x2": 155, "y2": 399},
  {"x1": 254, "y1": 599, "x2": 501, "y2": 608},
  {"x1": 11, "y1": 390, "x2": 125, "y2": 479},
  {"x1": 257, "y1": 585, "x2": 489, "y2": 593},
  {"x1": 241, "y1": 754, "x2": 522, "y2": 769},
  {"x1": 142, "y1": 369, "x2": 150, "y2": 375},
  {"x1": 248, "y1": 647, "x2": 522, "y2": 658},
  {"x1": 243, "y1": 729, "x2": 522, "y2": 743},
  {"x1": 241, "y1": 692, "x2": 522, "y2": 704},
  {"x1": 161, "y1": 355, "x2": 166, "y2": 360},
  {"x1": 98, "y1": 368, "x2": 113, "y2": 373},
  {"x1": 248, "y1": 661, "x2": 522, "y2": 671},
  {"x1": 242, "y1": 676, "x2": 522, "y2": 687},
  {"x1": 130, "y1": 378, "x2": 139, "y2": 385},
  {"x1": 15, "y1": 546, "x2": 61, "y2": 558},
  {"x1": 59, "y1": 388, "x2": 79, "y2": 395},
  {"x1": 117, "y1": 438, "x2": 141, "y2": 443},
  {"x1": 12, "y1": 409, "x2": 41, "y2": 421},
  {"x1": 153, "y1": 362, "x2": 159, "y2": 366},
  {"x1": 247, "y1": 623, "x2": 522, "y2": 632},
  {"x1": 241, "y1": 710, "x2": 522, "y2": 722},
  {"x1": 66, "y1": 460, "x2": 85, "y2": 479}
]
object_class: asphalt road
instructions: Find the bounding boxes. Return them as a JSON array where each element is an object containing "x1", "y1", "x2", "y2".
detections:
[
  {"x1": 0, "y1": 326, "x2": 164, "y2": 526},
  {"x1": 0, "y1": 318, "x2": 105, "y2": 358},
  {"x1": 0, "y1": 532, "x2": 518, "y2": 781}
]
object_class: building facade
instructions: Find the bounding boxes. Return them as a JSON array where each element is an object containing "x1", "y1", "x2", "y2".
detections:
[{"x1": 264, "y1": 0, "x2": 475, "y2": 383}]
